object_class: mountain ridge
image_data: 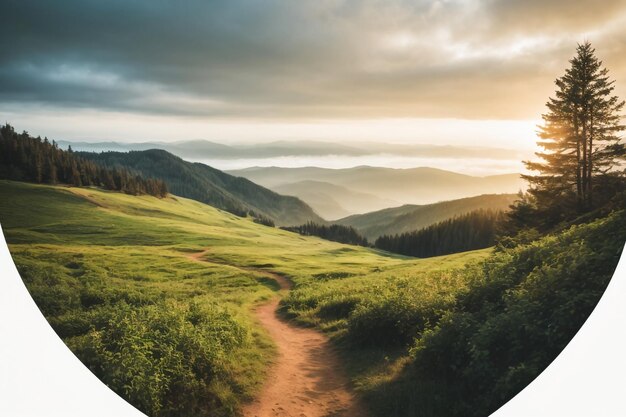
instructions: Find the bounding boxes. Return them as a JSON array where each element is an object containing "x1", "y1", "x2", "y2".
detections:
[
  {"x1": 336, "y1": 193, "x2": 518, "y2": 240},
  {"x1": 58, "y1": 139, "x2": 532, "y2": 162},
  {"x1": 273, "y1": 179, "x2": 398, "y2": 220},
  {"x1": 79, "y1": 149, "x2": 324, "y2": 226}
]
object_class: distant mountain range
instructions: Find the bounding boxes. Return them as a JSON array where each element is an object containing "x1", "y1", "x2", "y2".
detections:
[
  {"x1": 63, "y1": 140, "x2": 362, "y2": 159},
  {"x1": 272, "y1": 180, "x2": 397, "y2": 220},
  {"x1": 336, "y1": 194, "x2": 518, "y2": 240},
  {"x1": 228, "y1": 166, "x2": 525, "y2": 218},
  {"x1": 79, "y1": 150, "x2": 324, "y2": 226},
  {"x1": 63, "y1": 139, "x2": 528, "y2": 224},
  {"x1": 58, "y1": 139, "x2": 531, "y2": 161},
  {"x1": 70, "y1": 148, "x2": 525, "y2": 238}
]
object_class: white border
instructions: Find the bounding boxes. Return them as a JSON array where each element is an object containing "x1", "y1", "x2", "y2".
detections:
[
  {"x1": 0, "y1": 225, "x2": 145, "y2": 417},
  {"x1": 0, "y1": 225, "x2": 624, "y2": 416}
]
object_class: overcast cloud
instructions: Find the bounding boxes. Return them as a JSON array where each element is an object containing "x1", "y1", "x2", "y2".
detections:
[{"x1": 3, "y1": 0, "x2": 626, "y2": 122}]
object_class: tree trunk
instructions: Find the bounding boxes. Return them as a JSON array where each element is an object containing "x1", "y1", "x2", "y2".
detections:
[
  {"x1": 581, "y1": 114, "x2": 588, "y2": 206},
  {"x1": 587, "y1": 108, "x2": 594, "y2": 209},
  {"x1": 574, "y1": 119, "x2": 583, "y2": 209}
]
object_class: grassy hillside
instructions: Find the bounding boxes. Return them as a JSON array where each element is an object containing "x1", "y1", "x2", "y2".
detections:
[
  {"x1": 2, "y1": 179, "x2": 621, "y2": 417},
  {"x1": 0, "y1": 180, "x2": 488, "y2": 417},
  {"x1": 338, "y1": 193, "x2": 517, "y2": 240},
  {"x1": 79, "y1": 149, "x2": 324, "y2": 226},
  {"x1": 228, "y1": 166, "x2": 525, "y2": 206},
  {"x1": 283, "y1": 209, "x2": 626, "y2": 417}
]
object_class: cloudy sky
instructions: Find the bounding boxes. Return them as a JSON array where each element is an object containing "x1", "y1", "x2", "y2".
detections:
[{"x1": 2, "y1": 0, "x2": 626, "y2": 156}]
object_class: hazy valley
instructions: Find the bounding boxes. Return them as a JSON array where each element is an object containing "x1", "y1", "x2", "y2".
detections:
[
  {"x1": 56, "y1": 139, "x2": 527, "y2": 220},
  {"x1": 229, "y1": 166, "x2": 525, "y2": 219}
]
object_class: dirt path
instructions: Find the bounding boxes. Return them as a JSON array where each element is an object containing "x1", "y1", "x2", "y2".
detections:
[{"x1": 187, "y1": 250, "x2": 367, "y2": 417}]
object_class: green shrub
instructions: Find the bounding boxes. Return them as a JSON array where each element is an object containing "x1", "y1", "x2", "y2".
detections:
[
  {"x1": 68, "y1": 301, "x2": 247, "y2": 417},
  {"x1": 408, "y1": 210, "x2": 626, "y2": 417},
  {"x1": 317, "y1": 295, "x2": 360, "y2": 320},
  {"x1": 348, "y1": 290, "x2": 437, "y2": 347}
]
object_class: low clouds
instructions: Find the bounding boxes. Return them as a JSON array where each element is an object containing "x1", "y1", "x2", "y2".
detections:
[{"x1": 2, "y1": 0, "x2": 626, "y2": 120}]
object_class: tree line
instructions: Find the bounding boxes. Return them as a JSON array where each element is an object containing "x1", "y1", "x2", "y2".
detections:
[
  {"x1": 0, "y1": 124, "x2": 168, "y2": 197},
  {"x1": 284, "y1": 211, "x2": 508, "y2": 257},
  {"x1": 282, "y1": 221, "x2": 370, "y2": 246},
  {"x1": 375, "y1": 209, "x2": 506, "y2": 258},
  {"x1": 250, "y1": 210, "x2": 275, "y2": 227}
]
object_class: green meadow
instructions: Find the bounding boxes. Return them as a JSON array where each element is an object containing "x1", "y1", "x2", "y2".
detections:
[{"x1": 0, "y1": 180, "x2": 488, "y2": 416}]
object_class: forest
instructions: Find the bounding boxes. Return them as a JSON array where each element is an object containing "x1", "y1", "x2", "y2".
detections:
[
  {"x1": 374, "y1": 209, "x2": 506, "y2": 257},
  {"x1": 0, "y1": 124, "x2": 168, "y2": 197},
  {"x1": 281, "y1": 221, "x2": 370, "y2": 246},
  {"x1": 286, "y1": 209, "x2": 508, "y2": 259}
]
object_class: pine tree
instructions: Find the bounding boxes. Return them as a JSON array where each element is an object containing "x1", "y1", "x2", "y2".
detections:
[
  {"x1": 44, "y1": 154, "x2": 58, "y2": 184},
  {"x1": 159, "y1": 180, "x2": 168, "y2": 198},
  {"x1": 523, "y1": 42, "x2": 625, "y2": 224},
  {"x1": 0, "y1": 123, "x2": 167, "y2": 198}
]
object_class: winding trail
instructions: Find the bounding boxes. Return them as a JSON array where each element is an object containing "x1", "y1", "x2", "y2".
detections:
[{"x1": 187, "y1": 250, "x2": 367, "y2": 417}]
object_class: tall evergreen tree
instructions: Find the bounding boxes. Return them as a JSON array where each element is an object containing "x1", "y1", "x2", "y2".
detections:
[{"x1": 523, "y1": 42, "x2": 625, "y2": 224}]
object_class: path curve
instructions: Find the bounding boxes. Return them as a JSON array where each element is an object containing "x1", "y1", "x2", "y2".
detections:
[{"x1": 187, "y1": 250, "x2": 367, "y2": 417}]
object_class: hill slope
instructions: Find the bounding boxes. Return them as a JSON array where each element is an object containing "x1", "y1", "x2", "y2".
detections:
[
  {"x1": 79, "y1": 149, "x2": 324, "y2": 226},
  {"x1": 337, "y1": 193, "x2": 517, "y2": 240},
  {"x1": 0, "y1": 179, "x2": 490, "y2": 416},
  {"x1": 228, "y1": 166, "x2": 525, "y2": 208},
  {"x1": 273, "y1": 180, "x2": 397, "y2": 220}
]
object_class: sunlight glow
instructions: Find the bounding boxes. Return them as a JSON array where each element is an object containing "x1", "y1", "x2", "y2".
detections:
[{"x1": 1, "y1": 108, "x2": 540, "y2": 152}]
